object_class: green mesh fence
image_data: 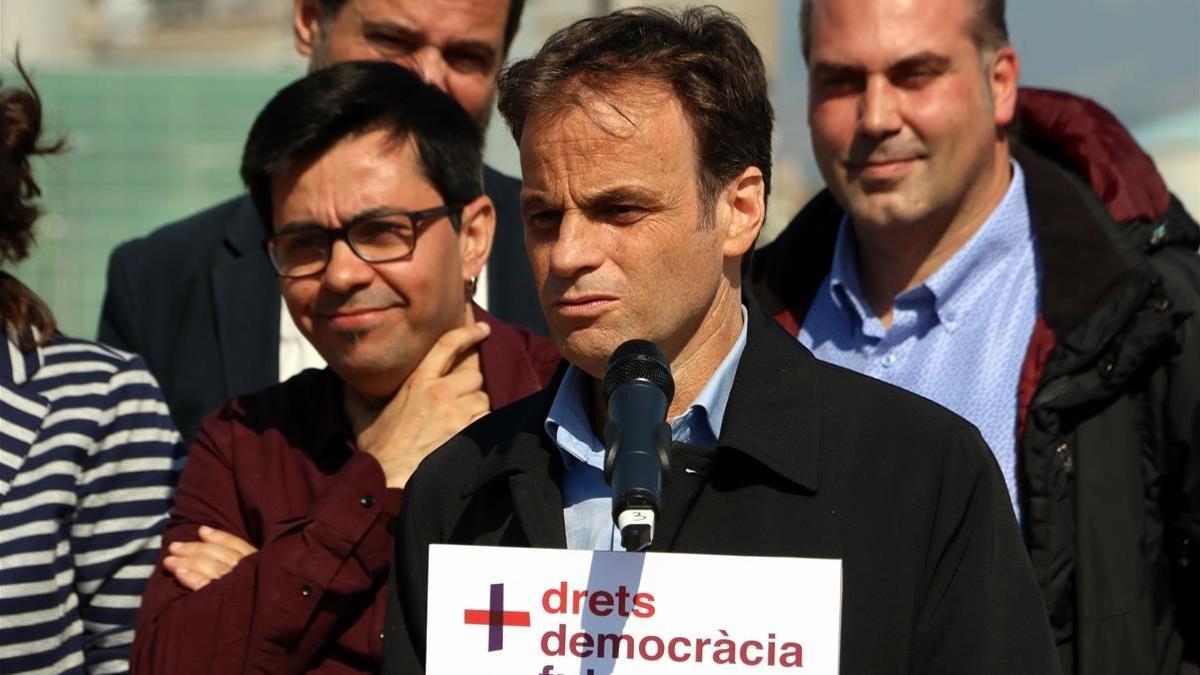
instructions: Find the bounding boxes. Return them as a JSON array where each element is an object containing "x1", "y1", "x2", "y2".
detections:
[{"x1": 8, "y1": 64, "x2": 300, "y2": 339}]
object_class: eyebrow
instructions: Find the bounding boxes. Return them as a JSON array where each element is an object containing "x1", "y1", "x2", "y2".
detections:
[
  {"x1": 361, "y1": 20, "x2": 498, "y2": 61},
  {"x1": 521, "y1": 186, "x2": 665, "y2": 214},
  {"x1": 521, "y1": 192, "x2": 557, "y2": 214},
  {"x1": 889, "y1": 52, "x2": 952, "y2": 72},
  {"x1": 811, "y1": 51, "x2": 952, "y2": 76},
  {"x1": 578, "y1": 186, "x2": 663, "y2": 210},
  {"x1": 275, "y1": 220, "x2": 325, "y2": 235},
  {"x1": 275, "y1": 206, "x2": 409, "y2": 234}
]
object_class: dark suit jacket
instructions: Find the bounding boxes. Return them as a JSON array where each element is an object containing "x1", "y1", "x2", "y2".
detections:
[
  {"x1": 98, "y1": 166, "x2": 543, "y2": 443},
  {"x1": 384, "y1": 299, "x2": 1062, "y2": 674}
]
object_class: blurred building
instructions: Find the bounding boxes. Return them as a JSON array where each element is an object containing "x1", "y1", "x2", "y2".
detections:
[
  {"x1": 1, "y1": 0, "x2": 813, "y2": 337},
  {"x1": 1, "y1": 0, "x2": 299, "y2": 337},
  {"x1": 0, "y1": 0, "x2": 1192, "y2": 338}
]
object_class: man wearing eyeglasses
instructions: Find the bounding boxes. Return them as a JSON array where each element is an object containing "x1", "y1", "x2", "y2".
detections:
[
  {"x1": 98, "y1": 0, "x2": 538, "y2": 447},
  {"x1": 130, "y1": 62, "x2": 559, "y2": 675}
]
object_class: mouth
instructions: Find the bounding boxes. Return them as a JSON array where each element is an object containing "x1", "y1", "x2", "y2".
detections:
[
  {"x1": 847, "y1": 157, "x2": 920, "y2": 181},
  {"x1": 319, "y1": 306, "x2": 392, "y2": 330},
  {"x1": 552, "y1": 295, "x2": 618, "y2": 318}
]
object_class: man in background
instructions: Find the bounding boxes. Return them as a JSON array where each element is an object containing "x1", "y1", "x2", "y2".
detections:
[
  {"x1": 98, "y1": 0, "x2": 542, "y2": 443},
  {"x1": 750, "y1": 0, "x2": 1200, "y2": 671}
]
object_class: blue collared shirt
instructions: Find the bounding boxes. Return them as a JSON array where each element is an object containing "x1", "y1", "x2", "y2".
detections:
[
  {"x1": 545, "y1": 305, "x2": 749, "y2": 550},
  {"x1": 800, "y1": 162, "x2": 1039, "y2": 521}
]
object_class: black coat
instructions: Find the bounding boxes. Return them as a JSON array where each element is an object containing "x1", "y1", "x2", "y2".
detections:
[
  {"x1": 748, "y1": 90, "x2": 1200, "y2": 674},
  {"x1": 384, "y1": 299, "x2": 1061, "y2": 674},
  {"x1": 97, "y1": 166, "x2": 545, "y2": 443}
]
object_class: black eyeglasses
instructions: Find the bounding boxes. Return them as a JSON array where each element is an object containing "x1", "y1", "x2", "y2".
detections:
[{"x1": 265, "y1": 204, "x2": 462, "y2": 278}]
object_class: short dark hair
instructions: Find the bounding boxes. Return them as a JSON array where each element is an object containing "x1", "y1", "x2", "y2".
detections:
[
  {"x1": 319, "y1": 0, "x2": 526, "y2": 53},
  {"x1": 800, "y1": 0, "x2": 1009, "y2": 61},
  {"x1": 497, "y1": 6, "x2": 773, "y2": 215},
  {"x1": 241, "y1": 61, "x2": 484, "y2": 229}
]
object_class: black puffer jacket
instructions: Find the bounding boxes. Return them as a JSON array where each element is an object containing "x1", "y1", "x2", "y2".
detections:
[{"x1": 749, "y1": 88, "x2": 1200, "y2": 675}]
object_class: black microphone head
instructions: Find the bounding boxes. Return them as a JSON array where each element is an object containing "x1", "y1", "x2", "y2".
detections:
[{"x1": 602, "y1": 339, "x2": 675, "y2": 404}]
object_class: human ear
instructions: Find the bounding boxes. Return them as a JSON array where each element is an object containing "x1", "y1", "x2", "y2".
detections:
[
  {"x1": 457, "y1": 195, "x2": 496, "y2": 284},
  {"x1": 719, "y1": 166, "x2": 766, "y2": 260},
  {"x1": 989, "y1": 45, "x2": 1020, "y2": 128},
  {"x1": 293, "y1": 0, "x2": 325, "y2": 59}
]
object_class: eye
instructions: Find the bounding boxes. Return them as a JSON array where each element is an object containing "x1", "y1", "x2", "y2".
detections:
[
  {"x1": 445, "y1": 49, "x2": 492, "y2": 74},
  {"x1": 894, "y1": 69, "x2": 937, "y2": 89},
  {"x1": 601, "y1": 204, "x2": 646, "y2": 226},
  {"x1": 366, "y1": 30, "x2": 417, "y2": 54},
  {"x1": 526, "y1": 210, "x2": 562, "y2": 231},
  {"x1": 278, "y1": 230, "x2": 327, "y2": 255},
  {"x1": 354, "y1": 220, "x2": 411, "y2": 246},
  {"x1": 814, "y1": 72, "x2": 862, "y2": 96},
  {"x1": 271, "y1": 229, "x2": 330, "y2": 272}
]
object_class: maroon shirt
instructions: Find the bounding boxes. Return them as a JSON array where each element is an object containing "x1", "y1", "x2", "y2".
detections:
[{"x1": 132, "y1": 310, "x2": 559, "y2": 674}]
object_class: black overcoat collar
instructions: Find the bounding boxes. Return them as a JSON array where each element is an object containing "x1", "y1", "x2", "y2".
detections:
[{"x1": 461, "y1": 296, "x2": 824, "y2": 545}]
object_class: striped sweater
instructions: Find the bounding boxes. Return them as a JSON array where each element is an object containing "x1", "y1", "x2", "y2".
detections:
[{"x1": 0, "y1": 332, "x2": 182, "y2": 674}]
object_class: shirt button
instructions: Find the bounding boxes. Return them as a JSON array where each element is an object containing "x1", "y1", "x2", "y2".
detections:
[
  {"x1": 881, "y1": 354, "x2": 896, "y2": 368},
  {"x1": 301, "y1": 584, "x2": 313, "y2": 598},
  {"x1": 360, "y1": 493, "x2": 375, "y2": 509},
  {"x1": 379, "y1": 630, "x2": 385, "y2": 640}
]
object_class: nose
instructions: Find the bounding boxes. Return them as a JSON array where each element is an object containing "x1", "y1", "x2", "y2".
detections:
[
  {"x1": 408, "y1": 46, "x2": 451, "y2": 94},
  {"x1": 859, "y1": 76, "x2": 902, "y2": 138},
  {"x1": 321, "y1": 239, "x2": 375, "y2": 294},
  {"x1": 546, "y1": 212, "x2": 606, "y2": 281}
]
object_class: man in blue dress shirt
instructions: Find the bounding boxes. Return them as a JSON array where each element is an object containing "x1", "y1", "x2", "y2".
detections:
[
  {"x1": 749, "y1": 0, "x2": 1200, "y2": 672},
  {"x1": 385, "y1": 7, "x2": 1060, "y2": 673}
]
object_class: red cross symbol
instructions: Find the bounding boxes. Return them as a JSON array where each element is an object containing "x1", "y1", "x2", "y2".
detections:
[{"x1": 463, "y1": 583, "x2": 531, "y2": 651}]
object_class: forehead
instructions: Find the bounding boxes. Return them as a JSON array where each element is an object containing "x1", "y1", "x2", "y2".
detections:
[
  {"x1": 518, "y1": 83, "x2": 698, "y2": 189},
  {"x1": 274, "y1": 130, "x2": 438, "y2": 218},
  {"x1": 808, "y1": 0, "x2": 975, "y2": 64},
  {"x1": 336, "y1": 0, "x2": 508, "y2": 44}
]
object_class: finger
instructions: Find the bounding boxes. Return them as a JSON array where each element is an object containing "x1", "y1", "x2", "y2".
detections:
[
  {"x1": 166, "y1": 542, "x2": 236, "y2": 576},
  {"x1": 163, "y1": 556, "x2": 216, "y2": 591},
  {"x1": 175, "y1": 566, "x2": 212, "y2": 592},
  {"x1": 198, "y1": 526, "x2": 258, "y2": 557},
  {"x1": 447, "y1": 345, "x2": 482, "y2": 375},
  {"x1": 462, "y1": 391, "x2": 491, "y2": 420},
  {"x1": 172, "y1": 552, "x2": 234, "y2": 582},
  {"x1": 410, "y1": 321, "x2": 491, "y2": 380},
  {"x1": 169, "y1": 541, "x2": 244, "y2": 569},
  {"x1": 434, "y1": 367, "x2": 486, "y2": 396}
]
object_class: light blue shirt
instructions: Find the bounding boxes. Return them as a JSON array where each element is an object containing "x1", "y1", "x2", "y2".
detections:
[
  {"x1": 800, "y1": 162, "x2": 1039, "y2": 521},
  {"x1": 545, "y1": 305, "x2": 749, "y2": 550}
]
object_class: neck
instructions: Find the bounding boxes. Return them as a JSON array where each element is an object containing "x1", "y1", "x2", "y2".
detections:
[
  {"x1": 853, "y1": 146, "x2": 1012, "y2": 328},
  {"x1": 342, "y1": 383, "x2": 390, "y2": 440},
  {"x1": 590, "y1": 281, "x2": 743, "y2": 434}
]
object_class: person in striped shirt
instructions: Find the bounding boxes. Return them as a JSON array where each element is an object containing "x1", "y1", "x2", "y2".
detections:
[{"x1": 0, "y1": 62, "x2": 183, "y2": 674}]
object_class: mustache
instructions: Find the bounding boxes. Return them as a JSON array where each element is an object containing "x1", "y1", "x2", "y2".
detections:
[
  {"x1": 313, "y1": 291, "x2": 403, "y2": 316},
  {"x1": 541, "y1": 279, "x2": 616, "y2": 303},
  {"x1": 844, "y1": 136, "x2": 925, "y2": 166}
]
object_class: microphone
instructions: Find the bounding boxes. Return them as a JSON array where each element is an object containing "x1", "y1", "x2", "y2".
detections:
[{"x1": 602, "y1": 339, "x2": 674, "y2": 552}]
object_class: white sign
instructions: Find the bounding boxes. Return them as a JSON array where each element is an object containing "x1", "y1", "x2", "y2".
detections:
[{"x1": 426, "y1": 545, "x2": 842, "y2": 674}]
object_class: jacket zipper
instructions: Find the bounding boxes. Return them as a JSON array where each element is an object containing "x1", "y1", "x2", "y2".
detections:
[{"x1": 1054, "y1": 441, "x2": 1074, "y2": 476}]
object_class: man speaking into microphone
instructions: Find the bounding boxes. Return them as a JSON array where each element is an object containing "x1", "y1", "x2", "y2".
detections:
[{"x1": 387, "y1": 7, "x2": 1059, "y2": 673}]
